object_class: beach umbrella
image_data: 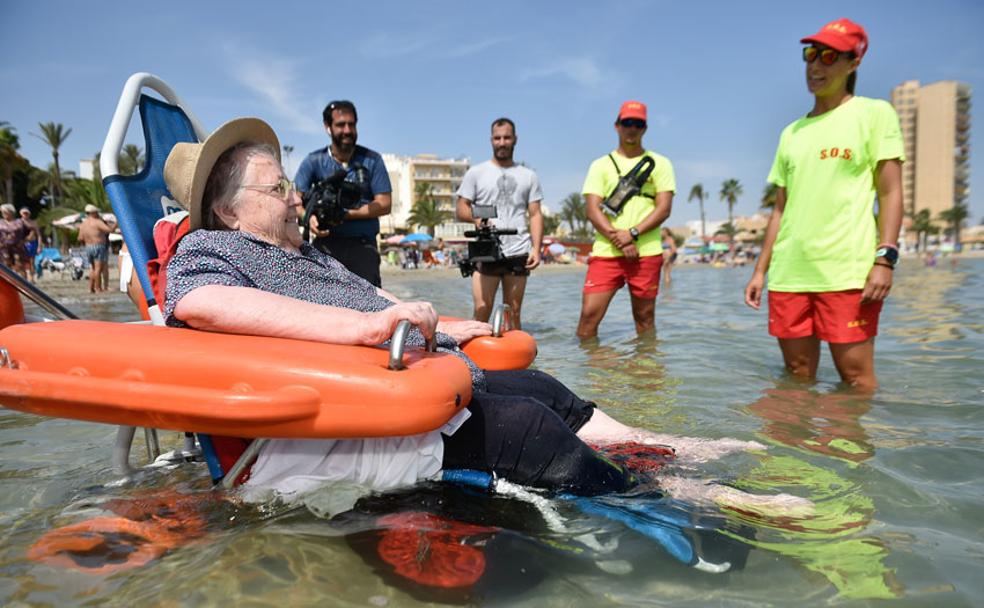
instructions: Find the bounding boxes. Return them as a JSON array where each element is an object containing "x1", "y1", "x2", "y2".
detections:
[
  {"x1": 53, "y1": 211, "x2": 117, "y2": 229},
  {"x1": 709, "y1": 242, "x2": 730, "y2": 252},
  {"x1": 401, "y1": 233, "x2": 433, "y2": 243},
  {"x1": 384, "y1": 235, "x2": 405, "y2": 245},
  {"x1": 52, "y1": 212, "x2": 84, "y2": 227}
]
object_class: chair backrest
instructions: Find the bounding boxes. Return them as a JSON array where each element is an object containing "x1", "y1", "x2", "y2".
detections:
[{"x1": 103, "y1": 94, "x2": 198, "y2": 318}]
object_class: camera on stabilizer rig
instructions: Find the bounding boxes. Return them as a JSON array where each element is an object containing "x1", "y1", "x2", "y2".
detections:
[
  {"x1": 301, "y1": 169, "x2": 364, "y2": 238},
  {"x1": 458, "y1": 205, "x2": 517, "y2": 277}
]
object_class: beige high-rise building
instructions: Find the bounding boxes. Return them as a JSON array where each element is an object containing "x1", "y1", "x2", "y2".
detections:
[
  {"x1": 890, "y1": 80, "x2": 972, "y2": 224},
  {"x1": 382, "y1": 153, "x2": 471, "y2": 237}
]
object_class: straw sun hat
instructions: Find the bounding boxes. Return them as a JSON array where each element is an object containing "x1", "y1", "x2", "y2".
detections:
[{"x1": 163, "y1": 117, "x2": 281, "y2": 230}]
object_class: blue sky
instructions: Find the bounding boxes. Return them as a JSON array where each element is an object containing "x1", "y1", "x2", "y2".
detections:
[{"x1": 2, "y1": 0, "x2": 982, "y2": 226}]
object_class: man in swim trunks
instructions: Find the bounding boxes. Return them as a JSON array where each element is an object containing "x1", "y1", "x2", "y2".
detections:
[
  {"x1": 19, "y1": 207, "x2": 40, "y2": 282},
  {"x1": 576, "y1": 101, "x2": 675, "y2": 339},
  {"x1": 78, "y1": 204, "x2": 115, "y2": 293}
]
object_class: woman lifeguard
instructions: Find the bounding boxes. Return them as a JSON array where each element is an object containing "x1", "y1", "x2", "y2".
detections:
[{"x1": 744, "y1": 19, "x2": 904, "y2": 390}]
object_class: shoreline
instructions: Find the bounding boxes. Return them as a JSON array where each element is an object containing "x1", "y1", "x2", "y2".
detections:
[{"x1": 22, "y1": 248, "x2": 982, "y2": 300}]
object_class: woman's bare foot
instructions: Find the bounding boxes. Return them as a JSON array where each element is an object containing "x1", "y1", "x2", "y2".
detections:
[
  {"x1": 658, "y1": 476, "x2": 815, "y2": 517},
  {"x1": 577, "y1": 409, "x2": 765, "y2": 462}
]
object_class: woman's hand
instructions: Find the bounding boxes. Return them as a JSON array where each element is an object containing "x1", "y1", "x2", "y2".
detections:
[
  {"x1": 436, "y1": 319, "x2": 493, "y2": 344},
  {"x1": 861, "y1": 264, "x2": 893, "y2": 304},
  {"x1": 744, "y1": 271, "x2": 766, "y2": 309},
  {"x1": 367, "y1": 302, "x2": 438, "y2": 344}
]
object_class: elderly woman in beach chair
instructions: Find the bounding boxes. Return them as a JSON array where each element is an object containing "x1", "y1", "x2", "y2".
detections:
[{"x1": 160, "y1": 117, "x2": 805, "y2": 513}]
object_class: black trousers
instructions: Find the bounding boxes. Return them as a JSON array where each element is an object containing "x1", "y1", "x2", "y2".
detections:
[
  {"x1": 314, "y1": 235, "x2": 381, "y2": 287},
  {"x1": 442, "y1": 370, "x2": 634, "y2": 496}
]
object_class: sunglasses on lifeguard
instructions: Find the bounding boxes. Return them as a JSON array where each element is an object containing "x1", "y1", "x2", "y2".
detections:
[
  {"x1": 803, "y1": 46, "x2": 849, "y2": 66},
  {"x1": 619, "y1": 118, "x2": 647, "y2": 129}
]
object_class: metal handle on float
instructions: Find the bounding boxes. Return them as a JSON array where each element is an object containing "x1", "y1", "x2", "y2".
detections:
[
  {"x1": 388, "y1": 319, "x2": 436, "y2": 371},
  {"x1": 0, "y1": 262, "x2": 77, "y2": 321},
  {"x1": 490, "y1": 304, "x2": 511, "y2": 337}
]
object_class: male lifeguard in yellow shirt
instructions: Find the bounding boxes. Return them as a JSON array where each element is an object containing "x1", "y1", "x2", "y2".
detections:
[{"x1": 576, "y1": 101, "x2": 675, "y2": 339}]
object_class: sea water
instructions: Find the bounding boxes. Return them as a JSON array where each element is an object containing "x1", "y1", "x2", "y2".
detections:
[{"x1": 1, "y1": 259, "x2": 981, "y2": 606}]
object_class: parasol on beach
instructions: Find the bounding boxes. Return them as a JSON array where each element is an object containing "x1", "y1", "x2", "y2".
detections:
[{"x1": 401, "y1": 233, "x2": 432, "y2": 244}]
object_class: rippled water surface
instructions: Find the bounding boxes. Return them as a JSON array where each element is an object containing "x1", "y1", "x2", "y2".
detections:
[{"x1": 1, "y1": 259, "x2": 982, "y2": 606}]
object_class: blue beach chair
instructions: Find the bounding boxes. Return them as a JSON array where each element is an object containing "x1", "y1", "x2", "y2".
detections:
[{"x1": 100, "y1": 73, "x2": 217, "y2": 478}]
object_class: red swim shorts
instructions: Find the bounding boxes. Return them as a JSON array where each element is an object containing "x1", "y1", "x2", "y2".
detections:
[
  {"x1": 768, "y1": 289, "x2": 883, "y2": 343},
  {"x1": 583, "y1": 254, "x2": 663, "y2": 299}
]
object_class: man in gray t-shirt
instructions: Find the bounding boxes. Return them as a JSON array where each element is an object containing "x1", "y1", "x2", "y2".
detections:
[{"x1": 456, "y1": 118, "x2": 543, "y2": 330}]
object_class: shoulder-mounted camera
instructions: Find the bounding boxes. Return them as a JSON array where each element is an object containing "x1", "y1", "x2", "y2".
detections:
[
  {"x1": 458, "y1": 205, "x2": 517, "y2": 277},
  {"x1": 301, "y1": 169, "x2": 364, "y2": 238}
]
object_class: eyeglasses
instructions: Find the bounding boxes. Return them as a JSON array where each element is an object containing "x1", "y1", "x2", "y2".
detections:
[
  {"x1": 619, "y1": 118, "x2": 647, "y2": 129},
  {"x1": 240, "y1": 178, "x2": 297, "y2": 203},
  {"x1": 803, "y1": 46, "x2": 849, "y2": 66}
]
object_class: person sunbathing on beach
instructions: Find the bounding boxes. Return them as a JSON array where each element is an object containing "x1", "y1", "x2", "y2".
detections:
[{"x1": 158, "y1": 116, "x2": 807, "y2": 514}]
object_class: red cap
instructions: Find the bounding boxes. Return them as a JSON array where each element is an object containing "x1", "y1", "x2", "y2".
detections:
[
  {"x1": 618, "y1": 100, "x2": 647, "y2": 121},
  {"x1": 801, "y1": 18, "x2": 868, "y2": 59}
]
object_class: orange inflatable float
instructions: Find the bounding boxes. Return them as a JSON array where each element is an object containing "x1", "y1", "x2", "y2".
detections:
[
  {"x1": 0, "y1": 319, "x2": 471, "y2": 438},
  {"x1": 441, "y1": 315, "x2": 537, "y2": 371},
  {"x1": 459, "y1": 330, "x2": 537, "y2": 371}
]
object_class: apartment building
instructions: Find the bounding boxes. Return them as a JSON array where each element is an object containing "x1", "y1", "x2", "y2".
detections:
[
  {"x1": 890, "y1": 80, "x2": 972, "y2": 223},
  {"x1": 382, "y1": 153, "x2": 471, "y2": 237}
]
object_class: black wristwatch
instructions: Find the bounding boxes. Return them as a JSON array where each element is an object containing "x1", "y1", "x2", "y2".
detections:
[
  {"x1": 875, "y1": 246, "x2": 899, "y2": 267},
  {"x1": 628, "y1": 227, "x2": 640, "y2": 241}
]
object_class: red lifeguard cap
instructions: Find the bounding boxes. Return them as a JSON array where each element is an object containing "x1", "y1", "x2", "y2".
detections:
[
  {"x1": 617, "y1": 101, "x2": 647, "y2": 121},
  {"x1": 801, "y1": 18, "x2": 868, "y2": 59}
]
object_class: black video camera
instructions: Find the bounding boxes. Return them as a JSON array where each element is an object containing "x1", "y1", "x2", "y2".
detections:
[
  {"x1": 301, "y1": 169, "x2": 364, "y2": 238},
  {"x1": 458, "y1": 205, "x2": 517, "y2": 277}
]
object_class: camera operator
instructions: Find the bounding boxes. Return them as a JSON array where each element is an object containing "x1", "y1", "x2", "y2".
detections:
[
  {"x1": 456, "y1": 118, "x2": 543, "y2": 330},
  {"x1": 295, "y1": 100, "x2": 392, "y2": 287}
]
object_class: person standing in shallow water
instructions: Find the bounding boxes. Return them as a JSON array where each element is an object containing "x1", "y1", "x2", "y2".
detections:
[
  {"x1": 744, "y1": 19, "x2": 904, "y2": 390},
  {"x1": 456, "y1": 118, "x2": 544, "y2": 330},
  {"x1": 576, "y1": 101, "x2": 675, "y2": 339}
]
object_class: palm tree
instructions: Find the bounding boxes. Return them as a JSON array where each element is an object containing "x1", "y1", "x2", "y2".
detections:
[
  {"x1": 560, "y1": 192, "x2": 590, "y2": 239},
  {"x1": 719, "y1": 178, "x2": 743, "y2": 244},
  {"x1": 761, "y1": 183, "x2": 779, "y2": 209},
  {"x1": 911, "y1": 209, "x2": 938, "y2": 252},
  {"x1": 119, "y1": 144, "x2": 145, "y2": 176},
  {"x1": 282, "y1": 145, "x2": 294, "y2": 173},
  {"x1": 687, "y1": 184, "x2": 707, "y2": 242},
  {"x1": 1, "y1": 121, "x2": 29, "y2": 206},
  {"x1": 32, "y1": 122, "x2": 72, "y2": 204},
  {"x1": 542, "y1": 211, "x2": 562, "y2": 236},
  {"x1": 715, "y1": 222, "x2": 738, "y2": 239},
  {"x1": 938, "y1": 202, "x2": 969, "y2": 251},
  {"x1": 64, "y1": 178, "x2": 109, "y2": 211},
  {"x1": 408, "y1": 183, "x2": 452, "y2": 236}
]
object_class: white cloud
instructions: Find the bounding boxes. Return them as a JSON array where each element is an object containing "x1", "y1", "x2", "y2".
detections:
[
  {"x1": 446, "y1": 37, "x2": 509, "y2": 58},
  {"x1": 520, "y1": 57, "x2": 606, "y2": 90},
  {"x1": 225, "y1": 47, "x2": 321, "y2": 136},
  {"x1": 359, "y1": 31, "x2": 432, "y2": 59}
]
